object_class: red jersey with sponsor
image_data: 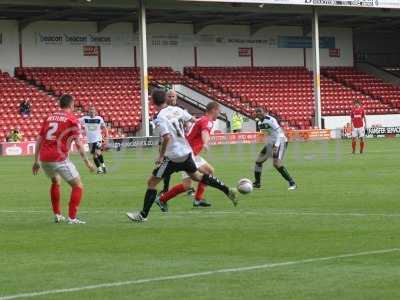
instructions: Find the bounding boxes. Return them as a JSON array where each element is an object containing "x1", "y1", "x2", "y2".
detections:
[
  {"x1": 351, "y1": 107, "x2": 365, "y2": 128},
  {"x1": 187, "y1": 116, "x2": 213, "y2": 156},
  {"x1": 39, "y1": 111, "x2": 80, "y2": 162}
]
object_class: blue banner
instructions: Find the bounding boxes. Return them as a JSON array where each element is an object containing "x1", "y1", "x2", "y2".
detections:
[{"x1": 278, "y1": 36, "x2": 335, "y2": 49}]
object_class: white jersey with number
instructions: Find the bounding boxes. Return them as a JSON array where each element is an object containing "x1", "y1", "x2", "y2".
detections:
[
  {"x1": 258, "y1": 114, "x2": 287, "y2": 146},
  {"x1": 155, "y1": 106, "x2": 193, "y2": 161},
  {"x1": 80, "y1": 116, "x2": 105, "y2": 143}
]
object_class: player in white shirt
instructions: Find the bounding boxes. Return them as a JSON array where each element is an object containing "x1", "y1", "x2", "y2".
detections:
[
  {"x1": 253, "y1": 107, "x2": 296, "y2": 190},
  {"x1": 126, "y1": 89, "x2": 237, "y2": 222},
  {"x1": 80, "y1": 107, "x2": 108, "y2": 174}
]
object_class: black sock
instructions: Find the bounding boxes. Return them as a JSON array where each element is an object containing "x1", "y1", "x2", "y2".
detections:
[
  {"x1": 276, "y1": 166, "x2": 295, "y2": 185},
  {"x1": 254, "y1": 163, "x2": 263, "y2": 184},
  {"x1": 93, "y1": 157, "x2": 100, "y2": 168},
  {"x1": 98, "y1": 154, "x2": 104, "y2": 164},
  {"x1": 141, "y1": 189, "x2": 157, "y2": 218},
  {"x1": 163, "y1": 175, "x2": 171, "y2": 193},
  {"x1": 201, "y1": 174, "x2": 229, "y2": 195}
]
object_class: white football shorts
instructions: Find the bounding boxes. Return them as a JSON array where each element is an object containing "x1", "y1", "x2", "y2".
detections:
[
  {"x1": 40, "y1": 159, "x2": 80, "y2": 182},
  {"x1": 352, "y1": 127, "x2": 365, "y2": 138}
]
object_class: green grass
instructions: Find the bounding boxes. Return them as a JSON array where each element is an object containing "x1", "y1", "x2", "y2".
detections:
[{"x1": 1, "y1": 139, "x2": 400, "y2": 300}]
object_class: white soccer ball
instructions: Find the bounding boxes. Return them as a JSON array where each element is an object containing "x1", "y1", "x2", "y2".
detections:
[{"x1": 237, "y1": 178, "x2": 253, "y2": 195}]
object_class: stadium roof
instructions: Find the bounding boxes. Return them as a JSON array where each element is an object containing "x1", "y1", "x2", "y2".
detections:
[{"x1": 1, "y1": 0, "x2": 400, "y2": 32}]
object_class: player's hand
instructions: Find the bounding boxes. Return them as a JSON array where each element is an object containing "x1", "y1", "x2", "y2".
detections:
[
  {"x1": 203, "y1": 144, "x2": 210, "y2": 152},
  {"x1": 32, "y1": 162, "x2": 40, "y2": 175},
  {"x1": 85, "y1": 160, "x2": 96, "y2": 172},
  {"x1": 155, "y1": 155, "x2": 164, "y2": 166}
]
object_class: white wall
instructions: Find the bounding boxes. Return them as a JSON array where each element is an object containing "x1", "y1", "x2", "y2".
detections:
[
  {"x1": 22, "y1": 21, "x2": 98, "y2": 67},
  {"x1": 0, "y1": 21, "x2": 354, "y2": 73},
  {"x1": 0, "y1": 20, "x2": 19, "y2": 74},
  {"x1": 306, "y1": 27, "x2": 354, "y2": 68},
  {"x1": 324, "y1": 114, "x2": 400, "y2": 129}
]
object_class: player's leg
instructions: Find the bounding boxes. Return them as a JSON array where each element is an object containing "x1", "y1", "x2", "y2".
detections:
[
  {"x1": 161, "y1": 173, "x2": 171, "y2": 194},
  {"x1": 194, "y1": 161, "x2": 214, "y2": 207},
  {"x1": 272, "y1": 142, "x2": 296, "y2": 190},
  {"x1": 359, "y1": 129, "x2": 365, "y2": 154},
  {"x1": 156, "y1": 174, "x2": 192, "y2": 212},
  {"x1": 96, "y1": 146, "x2": 107, "y2": 173},
  {"x1": 57, "y1": 160, "x2": 85, "y2": 224},
  {"x1": 90, "y1": 143, "x2": 102, "y2": 173},
  {"x1": 253, "y1": 145, "x2": 269, "y2": 188},
  {"x1": 351, "y1": 129, "x2": 357, "y2": 154},
  {"x1": 40, "y1": 162, "x2": 65, "y2": 223},
  {"x1": 127, "y1": 159, "x2": 171, "y2": 221}
]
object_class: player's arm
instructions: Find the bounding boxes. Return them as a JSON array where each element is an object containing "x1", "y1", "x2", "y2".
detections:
[
  {"x1": 155, "y1": 118, "x2": 171, "y2": 165},
  {"x1": 32, "y1": 135, "x2": 43, "y2": 175},
  {"x1": 201, "y1": 130, "x2": 211, "y2": 151},
  {"x1": 74, "y1": 134, "x2": 95, "y2": 172},
  {"x1": 363, "y1": 111, "x2": 367, "y2": 128}
]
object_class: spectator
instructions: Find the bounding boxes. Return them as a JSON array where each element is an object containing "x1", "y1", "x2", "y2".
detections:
[
  {"x1": 231, "y1": 112, "x2": 243, "y2": 133},
  {"x1": 342, "y1": 122, "x2": 352, "y2": 139},
  {"x1": 7, "y1": 127, "x2": 23, "y2": 142},
  {"x1": 19, "y1": 99, "x2": 31, "y2": 117}
]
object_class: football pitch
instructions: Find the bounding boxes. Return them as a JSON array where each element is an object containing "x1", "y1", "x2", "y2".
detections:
[{"x1": 1, "y1": 139, "x2": 399, "y2": 300}]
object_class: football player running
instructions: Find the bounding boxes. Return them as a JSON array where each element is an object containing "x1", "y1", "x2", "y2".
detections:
[
  {"x1": 253, "y1": 107, "x2": 297, "y2": 190},
  {"x1": 126, "y1": 89, "x2": 237, "y2": 222},
  {"x1": 80, "y1": 106, "x2": 108, "y2": 174}
]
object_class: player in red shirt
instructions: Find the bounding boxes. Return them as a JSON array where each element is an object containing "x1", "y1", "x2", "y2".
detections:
[
  {"x1": 32, "y1": 94, "x2": 95, "y2": 224},
  {"x1": 350, "y1": 99, "x2": 367, "y2": 154},
  {"x1": 155, "y1": 101, "x2": 220, "y2": 212}
]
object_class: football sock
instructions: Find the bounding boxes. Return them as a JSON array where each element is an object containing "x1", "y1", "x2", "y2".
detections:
[
  {"x1": 276, "y1": 166, "x2": 295, "y2": 185},
  {"x1": 141, "y1": 189, "x2": 157, "y2": 218},
  {"x1": 160, "y1": 184, "x2": 186, "y2": 203},
  {"x1": 254, "y1": 163, "x2": 263, "y2": 184},
  {"x1": 195, "y1": 182, "x2": 206, "y2": 201},
  {"x1": 69, "y1": 186, "x2": 83, "y2": 219},
  {"x1": 360, "y1": 141, "x2": 365, "y2": 153},
  {"x1": 93, "y1": 157, "x2": 101, "y2": 168},
  {"x1": 351, "y1": 140, "x2": 356, "y2": 153},
  {"x1": 162, "y1": 175, "x2": 171, "y2": 193},
  {"x1": 200, "y1": 174, "x2": 229, "y2": 196},
  {"x1": 98, "y1": 154, "x2": 104, "y2": 164},
  {"x1": 50, "y1": 183, "x2": 61, "y2": 215}
]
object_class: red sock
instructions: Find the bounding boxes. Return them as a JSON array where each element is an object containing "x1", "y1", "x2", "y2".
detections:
[
  {"x1": 50, "y1": 183, "x2": 61, "y2": 215},
  {"x1": 160, "y1": 184, "x2": 186, "y2": 203},
  {"x1": 352, "y1": 140, "x2": 356, "y2": 153},
  {"x1": 360, "y1": 141, "x2": 365, "y2": 153},
  {"x1": 195, "y1": 182, "x2": 206, "y2": 201},
  {"x1": 69, "y1": 186, "x2": 83, "y2": 219}
]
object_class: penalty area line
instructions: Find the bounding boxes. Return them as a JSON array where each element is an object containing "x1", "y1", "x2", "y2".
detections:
[{"x1": 1, "y1": 248, "x2": 399, "y2": 300}]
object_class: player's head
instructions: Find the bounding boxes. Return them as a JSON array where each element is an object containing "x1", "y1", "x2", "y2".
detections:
[
  {"x1": 354, "y1": 99, "x2": 361, "y2": 107},
  {"x1": 59, "y1": 94, "x2": 74, "y2": 110},
  {"x1": 151, "y1": 89, "x2": 167, "y2": 108},
  {"x1": 166, "y1": 90, "x2": 177, "y2": 106},
  {"x1": 89, "y1": 106, "x2": 96, "y2": 117},
  {"x1": 255, "y1": 107, "x2": 264, "y2": 119},
  {"x1": 206, "y1": 101, "x2": 220, "y2": 121}
]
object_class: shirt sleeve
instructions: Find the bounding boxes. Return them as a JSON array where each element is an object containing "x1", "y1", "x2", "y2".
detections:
[
  {"x1": 181, "y1": 108, "x2": 193, "y2": 122},
  {"x1": 38, "y1": 119, "x2": 47, "y2": 138},
  {"x1": 200, "y1": 118, "x2": 213, "y2": 133},
  {"x1": 99, "y1": 117, "x2": 106, "y2": 126}
]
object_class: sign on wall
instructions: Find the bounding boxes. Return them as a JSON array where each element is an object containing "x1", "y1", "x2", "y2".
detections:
[
  {"x1": 238, "y1": 47, "x2": 252, "y2": 57},
  {"x1": 83, "y1": 46, "x2": 99, "y2": 56},
  {"x1": 329, "y1": 48, "x2": 341, "y2": 57},
  {"x1": 278, "y1": 36, "x2": 335, "y2": 48},
  {"x1": 180, "y1": 0, "x2": 400, "y2": 9},
  {"x1": 35, "y1": 32, "x2": 135, "y2": 46}
]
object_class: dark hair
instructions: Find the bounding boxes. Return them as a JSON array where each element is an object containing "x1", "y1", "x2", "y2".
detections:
[
  {"x1": 255, "y1": 107, "x2": 264, "y2": 114},
  {"x1": 152, "y1": 89, "x2": 167, "y2": 106},
  {"x1": 60, "y1": 94, "x2": 74, "y2": 108},
  {"x1": 354, "y1": 99, "x2": 361, "y2": 104},
  {"x1": 206, "y1": 101, "x2": 219, "y2": 112}
]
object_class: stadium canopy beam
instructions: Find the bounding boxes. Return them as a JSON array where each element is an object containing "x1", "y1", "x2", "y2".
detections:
[
  {"x1": 97, "y1": 13, "x2": 137, "y2": 33},
  {"x1": 356, "y1": 18, "x2": 400, "y2": 31},
  {"x1": 19, "y1": 8, "x2": 77, "y2": 30},
  {"x1": 250, "y1": 15, "x2": 309, "y2": 36},
  {"x1": 312, "y1": 7, "x2": 322, "y2": 129},
  {"x1": 138, "y1": 0, "x2": 150, "y2": 137},
  {"x1": 193, "y1": 13, "x2": 255, "y2": 34}
]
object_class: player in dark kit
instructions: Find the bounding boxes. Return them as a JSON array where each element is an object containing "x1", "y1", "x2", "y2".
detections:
[{"x1": 253, "y1": 107, "x2": 296, "y2": 190}]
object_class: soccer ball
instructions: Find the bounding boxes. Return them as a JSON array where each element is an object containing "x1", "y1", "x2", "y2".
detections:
[{"x1": 237, "y1": 178, "x2": 253, "y2": 195}]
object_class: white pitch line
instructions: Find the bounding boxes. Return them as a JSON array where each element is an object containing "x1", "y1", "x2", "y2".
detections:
[
  {"x1": 2, "y1": 209, "x2": 400, "y2": 218},
  {"x1": 1, "y1": 248, "x2": 399, "y2": 300}
]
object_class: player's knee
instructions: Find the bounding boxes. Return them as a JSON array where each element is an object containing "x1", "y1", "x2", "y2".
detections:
[
  {"x1": 256, "y1": 162, "x2": 263, "y2": 168},
  {"x1": 273, "y1": 161, "x2": 282, "y2": 169},
  {"x1": 51, "y1": 177, "x2": 61, "y2": 185},
  {"x1": 69, "y1": 178, "x2": 83, "y2": 189},
  {"x1": 182, "y1": 179, "x2": 192, "y2": 190}
]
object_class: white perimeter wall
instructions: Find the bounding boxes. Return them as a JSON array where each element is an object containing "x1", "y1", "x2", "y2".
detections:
[
  {"x1": 324, "y1": 114, "x2": 400, "y2": 129},
  {"x1": 0, "y1": 20, "x2": 354, "y2": 73}
]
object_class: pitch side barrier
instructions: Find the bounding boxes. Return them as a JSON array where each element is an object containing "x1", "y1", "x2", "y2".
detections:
[{"x1": 2, "y1": 128, "x2": 399, "y2": 156}]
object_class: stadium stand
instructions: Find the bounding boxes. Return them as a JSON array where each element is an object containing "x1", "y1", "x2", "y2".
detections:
[
  {"x1": 184, "y1": 66, "x2": 397, "y2": 128},
  {"x1": 0, "y1": 70, "x2": 61, "y2": 142},
  {"x1": 322, "y1": 67, "x2": 400, "y2": 111}
]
